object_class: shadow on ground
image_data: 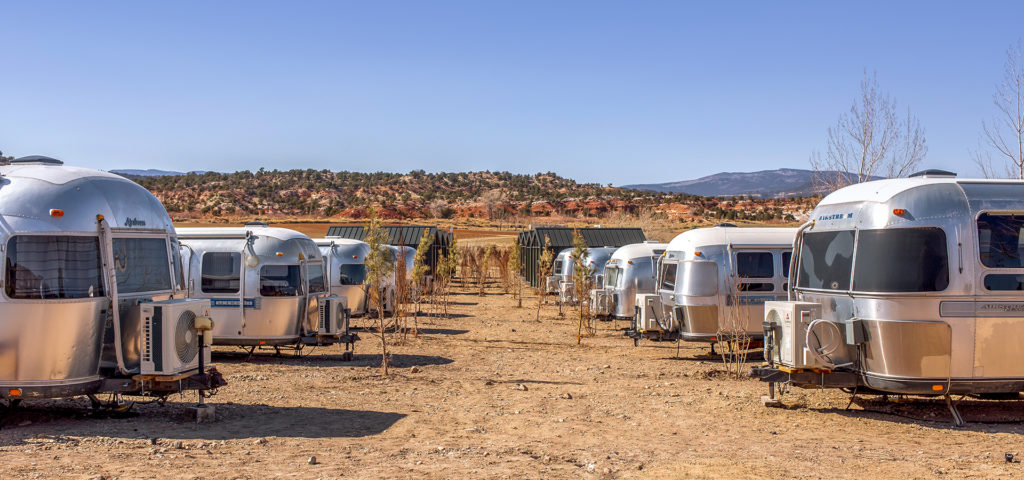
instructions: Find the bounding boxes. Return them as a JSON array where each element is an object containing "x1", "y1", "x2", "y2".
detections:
[
  {"x1": 806, "y1": 396, "x2": 1024, "y2": 433},
  {"x1": 0, "y1": 400, "x2": 406, "y2": 445},
  {"x1": 212, "y1": 351, "x2": 454, "y2": 369}
]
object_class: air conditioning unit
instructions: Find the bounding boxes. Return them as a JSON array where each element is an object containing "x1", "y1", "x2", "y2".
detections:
[
  {"x1": 634, "y1": 294, "x2": 667, "y2": 332},
  {"x1": 764, "y1": 301, "x2": 823, "y2": 369},
  {"x1": 139, "y1": 299, "x2": 212, "y2": 376},
  {"x1": 591, "y1": 288, "x2": 612, "y2": 316},
  {"x1": 318, "y1": 295, "x2": 350, "y2": 336},
  {"x1": 545, "y1": 276, "x2": 560, "y2": 294},
  {"x1": 559, "y1": 281, "x2": 576, "y2": 304}
]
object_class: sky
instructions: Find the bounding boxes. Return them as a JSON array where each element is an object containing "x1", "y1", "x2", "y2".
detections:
[{"x1": 0, "y1": 1, "x2": 1021, "y2": 185}]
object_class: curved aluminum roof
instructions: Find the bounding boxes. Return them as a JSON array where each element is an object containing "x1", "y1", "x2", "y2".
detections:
[
  {"x1": 667, "y1": 226, "x2": 797, "y2": 252},
  {"x1": 0, "y1": 162, "x2": 174, "y2": 234},
  {"x1": 610, "y1": 242, "x2": 668, "y2": 261}
]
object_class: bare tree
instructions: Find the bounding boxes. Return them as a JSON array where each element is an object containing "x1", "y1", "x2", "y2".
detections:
[
  {"x1": 975, "y1": 40, "x2": 1024, "y2": 179},
  {"x1": 480, "y1": 189, "x2": 507, "y2": 223},
  {"x1": 810, "y1": 71, "x2": 927, "y2": 192}
]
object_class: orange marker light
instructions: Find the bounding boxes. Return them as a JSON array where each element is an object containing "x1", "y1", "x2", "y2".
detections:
[
  {"x1": 694, "y1": 252, "x2": 703, "y2": 257},
  {"x1": 96, "y1": 214, "x2": 105, "y2": 221},
  {"x1": 893, "y1": 208, "x2": 906, "y2": 216},
  {"x1": 9, "y1": 388, "x2": 21, "y2": 396},
  {"x1": 352, "y1": 255, "x2": 358, "y2": 259},
  {"x1": 276, "y1": 252, "x2": 284, "y2": 257},
  {"x1": 259, "y1": 340, "x2": 266, "y2": 345},
  {"x1": 932, "y1": 384, "x2": 944, "y2": 391},
  {"x1": 627, "y1": 260, "x2": 633, "y2": 264},
  {"x1": 49, "y1": 209, "x2": 64, "y2": 217}
]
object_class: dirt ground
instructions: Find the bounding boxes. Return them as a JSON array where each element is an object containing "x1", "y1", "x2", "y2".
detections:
[{"x1": 3, "y1": 285, "x2": 1024, "y2": 479}]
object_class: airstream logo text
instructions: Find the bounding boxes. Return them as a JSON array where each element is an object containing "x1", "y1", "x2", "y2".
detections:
[
  {"x1": 124, "y1": 217, "x2": 146, "y2": 227},
  {"x1": 818, "y1": 213, "x2": 854, "y2": 221}
]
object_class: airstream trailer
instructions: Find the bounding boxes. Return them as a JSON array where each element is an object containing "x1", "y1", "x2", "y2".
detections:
[
  {"x1": 752, "y1": 171, "x2": 1024, "y2": 423},
  {"x1": 551, "y1": 247, "x2": 617, "y2": 304},
  {"x1": 178, "y1": 226, "x2": 355, "y2": 352},
  {"x1": 628, "y1": 226, "x2": 796, "y2": 348},
  {"x1": 314, "y1": 238, "x2": 371, "y2": 316},
  {"x1": 590, "y1": 242, "x2": 668, "y2": 319},
  {"x1": 0, "y1": 156, "x2": 224, "y2": 405}
]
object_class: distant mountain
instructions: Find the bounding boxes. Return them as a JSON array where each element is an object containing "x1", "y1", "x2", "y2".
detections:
[
  {"x1": 622, "y1": 168, "x2": 881, "y2": 198},
  {"x1": 111, "y1": 169, "x2": 207, "y2": 177}
]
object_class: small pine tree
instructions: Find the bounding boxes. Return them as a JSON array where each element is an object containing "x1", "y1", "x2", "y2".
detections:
[
  {"x1": 570, "y1": 229, "x2": 595, "y2": 345},
  {"x1": 535, "y1": 236, "x2": 554, "y2": 322},
  {"x1": 509, "y1": 240, "x2": 523, "y2": 308},
  {"x1": 411, "y1": 229, "x2": 432, "y2": 334},
  {"x1": 364, "y1": 208, "x2": 395, "y2": 376}
]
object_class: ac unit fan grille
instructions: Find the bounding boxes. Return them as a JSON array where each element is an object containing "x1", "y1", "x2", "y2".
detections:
[{"x1": 174, "y1": 309, "x2": 200, "y2": 364}]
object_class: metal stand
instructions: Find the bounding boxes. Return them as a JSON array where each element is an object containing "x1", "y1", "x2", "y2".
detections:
[{"x1": 945, "y1": 394, "x2": 964, "y2": 427}]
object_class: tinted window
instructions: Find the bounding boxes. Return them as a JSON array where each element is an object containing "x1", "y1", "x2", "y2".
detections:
[
  {"x1": 738, "y1": 283, "x2": 774, "y2": 292},
  {"x1": 308, "y1": 264, "x2": 326, "y2": 293},
  {"x1": 978, "y1": 213, "x2": 1024, "y2": 268},
  {"x1": 736, "y1": 252, "x2": 773, "y2": 278},
  {"x1": 261, "y1": 265, "x2": 301, "y2": 296},
  {"x1": 201, "y1": 252, "x2": 240, "y2": 294},
  {"x1": 660, "y1": 262, "x2": 677, "y2": 290},
  {"x1": 339, "y1": 264, "x2": 367, "y2": 285},
  {"x1": 853, "y1": 228, "x2": 949, "y2": 292},
  {"x1": 782, "y1": 252, "x2": 792, "y2": 278},
  {"x1": 5, "y1": 235, "x2": 104, "y2": 299},
  {"x1": 113, "y1": 238, "x2": 172, "y2": 294},
  {"x1": 797, "y1": 230, "x2": 854, "y2": 291},
  {"x1": 985, "y1": 274, "x2": 1024, "y2": 291}
]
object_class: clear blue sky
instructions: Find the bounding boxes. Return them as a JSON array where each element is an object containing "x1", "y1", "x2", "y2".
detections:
[{"x1": 0, "y1": 1, "x2": 1020, "y2": 184}]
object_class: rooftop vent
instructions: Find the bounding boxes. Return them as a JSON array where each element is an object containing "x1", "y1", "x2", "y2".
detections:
[
  {"x1": 909, "y1": 169, "x2": 956, "y2": 178},
  {"x1": 244, "y1": 221, "x2": 270, "y2": 227},
  {"x1": 716, "y1": 223, "x2": 738, "y2": 228},
  {"x1": 11, "y1": 155, "x2": 63, "y2": 166}
]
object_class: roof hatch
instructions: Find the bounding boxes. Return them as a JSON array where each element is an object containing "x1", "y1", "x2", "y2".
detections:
[
  {"x1": 909, "y1": 169, "x2": 956, "y2": 178},
  {"x1": 11, "y1": 155, "x2": 63, "y2": 166}
]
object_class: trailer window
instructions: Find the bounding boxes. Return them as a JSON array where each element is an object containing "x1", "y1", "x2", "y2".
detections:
[
  {"x1": 853, "y1": 228, "x2": 949, "y2": 292},
  {"x1": 5, "y1": 235, "x2": 104, "y2": 299},
  {"x1": 170, "y1": 237, "x2": 185, "y2": 290},
  {"x1": 339, "y1": 264, "x2": 367, "y2": 285},
  {"x1": 782, "y1": 252, "x2": 792, "y2": 278},
  {"x1": 261, "y1": 265, "x2": 301, "y2": 296},
  {"x1": 660, "y1": 262, "x2": 677, "y2": 291},
  {"x1": 737, "y1": 252, "x2": 773, "y2": 278},
  {"x1": 984, "y1": 274, "x2": 1024, "y2": 291},
  {"x1": 308, "y1": 264, "x2": 326, "y2": 293},
  {"x1": 113, "y1": 238, "x2": 173, "y2": 294},
  {"x1": 797, "y1": 230, "x2": 854, "y2": 291},
  {"x1": 604, "y1": 267, "x2": 620, "y2": 288},
  {"x1": 201, "y1": 252, "x2": 241, "y2": 294},
  {"x1": 978, "y1": 213, "x2": 1024, "y2": 268}
]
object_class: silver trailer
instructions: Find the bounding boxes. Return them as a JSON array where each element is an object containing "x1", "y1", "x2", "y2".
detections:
[
  {"x1": 178, "y1": 226, "x2": 355, "y2": 352},
  {"x1": 314, "y1": 238, "x2": 371, "y2": 316},
  {"x1": 550, "y1": 247, "x2": 616, "y2": 304},
  {"x1": 590, "y1": 242, "x2": 667, "y2": 319},
  {"x1": 629, "y1": 225, "x2": 795, "y2": 348},
  {"x1": 0, "y1": 156, "x2": 224, "y2": 404},
  {"x1": 752, "y1": 171, "x2": 1024, "y2": 423}
]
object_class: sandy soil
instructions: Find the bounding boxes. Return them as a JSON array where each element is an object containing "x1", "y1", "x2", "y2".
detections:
[{"x1": 2, "y1": 284, "x2": 1024, "y2": 479}]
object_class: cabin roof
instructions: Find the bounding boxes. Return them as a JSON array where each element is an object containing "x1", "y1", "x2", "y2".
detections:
[
  {"x1": 325, "y1": 225, "x2": 452, "y2": 247},
  {"x1": 519, "y1": 227, "x2": 646, "y2": 249}
]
